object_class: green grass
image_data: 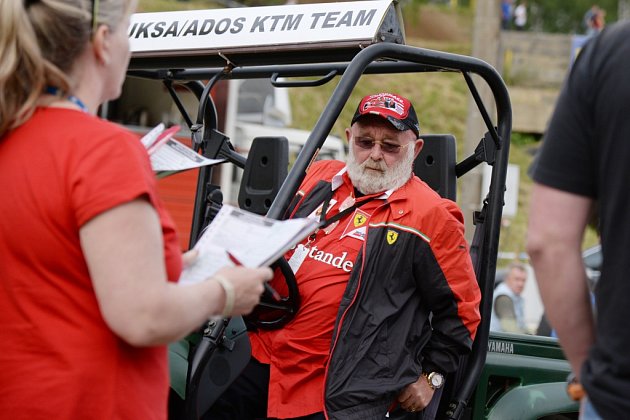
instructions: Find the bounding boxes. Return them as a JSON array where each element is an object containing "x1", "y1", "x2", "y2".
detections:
[{"x1": 289, "y1": 72, "x2": 468, "y2": 143}]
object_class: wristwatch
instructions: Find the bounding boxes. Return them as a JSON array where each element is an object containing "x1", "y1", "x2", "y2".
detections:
[
  {"x1": 566, "y1": 373, "x2": 585, "y2": 401},
  {"x1": 423, "y1": 372, "x2": 445, "y2": 390}
]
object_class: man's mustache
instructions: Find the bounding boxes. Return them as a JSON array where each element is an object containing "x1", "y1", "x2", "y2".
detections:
[{"x1": 362, "y1": 159, "x2": 386, "y2": 172}]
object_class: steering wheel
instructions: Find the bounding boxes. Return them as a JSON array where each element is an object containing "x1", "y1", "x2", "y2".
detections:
[{"x1": 244, "y1": 257, "x2": 300, "y2": 330}]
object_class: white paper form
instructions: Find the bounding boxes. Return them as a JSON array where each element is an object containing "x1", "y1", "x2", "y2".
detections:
[
  {"x1": 179, "y1": 204, "x2": 318, "y2": 285},
  {"x1": 150, "y1": 138, "x2": 224, "y2": 172},
  {"x1": 139, "y1": 123, "x2": 224, "y2": 174}
]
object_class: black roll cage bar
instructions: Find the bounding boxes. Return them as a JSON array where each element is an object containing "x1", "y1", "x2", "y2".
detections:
[{"x1": 128, "y1": 41, "x2": 511, "y2": 419}]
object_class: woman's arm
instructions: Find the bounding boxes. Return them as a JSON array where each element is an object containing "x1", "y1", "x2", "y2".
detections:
[{"x1": 80, "y1": 198, "x2": 270, "y2": 347}]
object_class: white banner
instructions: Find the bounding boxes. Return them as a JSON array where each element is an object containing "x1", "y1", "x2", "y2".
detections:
[{"x1": 129, "y1": 0, "x2": 395, "y2": 55}]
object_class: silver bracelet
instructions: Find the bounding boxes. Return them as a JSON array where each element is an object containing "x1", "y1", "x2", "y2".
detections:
[{"x1": 212, "y1": 275, "x2": 235, "y2": 317}]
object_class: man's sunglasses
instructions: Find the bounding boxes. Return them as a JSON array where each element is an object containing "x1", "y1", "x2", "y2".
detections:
[{"x1": 353, "y1": 137, "x2": 412, "y2": 154}]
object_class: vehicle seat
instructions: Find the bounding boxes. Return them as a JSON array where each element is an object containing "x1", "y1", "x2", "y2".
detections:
[
  {"x1": 413, "y1": 134, "x2": 457, "y2": 201},
  {"x1": 238, "y1": 136, "x2": 289, "y2": 215}
]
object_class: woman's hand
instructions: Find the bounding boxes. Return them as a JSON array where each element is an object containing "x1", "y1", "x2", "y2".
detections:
[
  {"x1": 182, "y1": 249, "x2": 199, "y2": 268},
  {"x1": 210, "y1": 266, "x2": 272, "y2": 317}
]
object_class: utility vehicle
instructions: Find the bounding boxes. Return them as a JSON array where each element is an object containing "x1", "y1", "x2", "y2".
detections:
[{"x1": 115, "y1": 1, "x2": 579, "y2": 418}]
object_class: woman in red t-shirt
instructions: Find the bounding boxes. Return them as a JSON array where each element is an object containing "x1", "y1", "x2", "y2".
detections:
[{"x1": 0, "y1": 1, "x2": 271, "y2": 419}]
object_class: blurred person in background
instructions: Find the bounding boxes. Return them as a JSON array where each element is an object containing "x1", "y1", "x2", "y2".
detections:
[
  {"x1": 513, "y1": 0, "x2": 527, "y2": 31},
  {"x1": 501, "y1": 0, "x2": 514, "y2": 30},
  {"x1": 490, "y1": 262, "x2": 529, "y2": 334}
]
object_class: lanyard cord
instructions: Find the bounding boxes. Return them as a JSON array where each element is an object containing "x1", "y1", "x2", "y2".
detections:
[
  {"x1": 318, "y1": 193, "x2": 379, "y2": 229},
  {"x1": 45, "y1": 86, "x2": 89, "y2": 113}
]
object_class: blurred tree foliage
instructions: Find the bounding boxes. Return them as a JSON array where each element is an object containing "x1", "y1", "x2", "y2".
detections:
[
  {"x1": 528, "y1": 0, "x2": 618, "y2": 33},
  {"x1": 236, "y1": 0, "x2": 284, "y2": 5},
  {"x1": 413, "y1": 0, "x2": 620, "y2": 34}
]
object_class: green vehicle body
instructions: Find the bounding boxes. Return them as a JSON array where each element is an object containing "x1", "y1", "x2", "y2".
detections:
[
  {"x1": 168, "y1": 327, "x2": 580, "y2": 419},
  {"x1": 471, "y1": 332, "x2": 579, "y2": 419}
]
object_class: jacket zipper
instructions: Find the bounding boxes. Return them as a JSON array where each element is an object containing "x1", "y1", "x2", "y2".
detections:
[{"x1": 322, "y1": 201, "x2": 388, "y2": 419}]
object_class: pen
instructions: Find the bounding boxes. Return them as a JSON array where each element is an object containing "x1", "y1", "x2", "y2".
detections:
[{"x1": 226, "y1": 250, "x2": 282, "y2": 302}]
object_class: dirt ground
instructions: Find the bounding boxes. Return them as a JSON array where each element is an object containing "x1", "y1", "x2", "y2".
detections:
[{"x1": 405, "y1": 5, "x2": 472, "y2": 43}]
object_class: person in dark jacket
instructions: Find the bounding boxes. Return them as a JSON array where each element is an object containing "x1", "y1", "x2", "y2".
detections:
[
  {"x1": 528, "y1": 21, "x2": 630, "y2": 420},
  {"x1": 206, "y1": 93, "x2": 481, "y2": 420}
]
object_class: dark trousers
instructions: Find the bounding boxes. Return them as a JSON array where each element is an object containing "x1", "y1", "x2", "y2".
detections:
[{"x1": 202, "y1": 357, "x2": 325, "y2": 420}]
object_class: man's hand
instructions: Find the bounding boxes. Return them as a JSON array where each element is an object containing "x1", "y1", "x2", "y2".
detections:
[{"x1": 397, "y1": 375, "x2": 435, "y2": 413}]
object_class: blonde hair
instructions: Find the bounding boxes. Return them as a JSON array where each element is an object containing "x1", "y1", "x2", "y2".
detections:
[{"x1": 0, "y1": 0, "x2": 133, "y2": 137}]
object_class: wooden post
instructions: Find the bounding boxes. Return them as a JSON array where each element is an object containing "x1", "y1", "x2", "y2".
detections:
[{"x1": 461, "y1": 0, "x2": 501, "y2": 242}]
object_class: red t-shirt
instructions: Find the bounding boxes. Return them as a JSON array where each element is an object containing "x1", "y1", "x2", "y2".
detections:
[
  {"x1": 249, "y1": 168, "x2": 383, "y2": 418},
  {"x1": 0, "y1": 108, "x2": 182, "y2": 419}
]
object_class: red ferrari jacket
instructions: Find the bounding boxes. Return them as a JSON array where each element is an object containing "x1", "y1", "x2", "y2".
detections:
[{"x1": 254, "y1": 160, "x2": 481, "y2": 420}]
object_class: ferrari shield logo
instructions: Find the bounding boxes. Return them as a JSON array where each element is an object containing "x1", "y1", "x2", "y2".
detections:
[
  {"x1": 353, "y1": 212, "x2": 367, "y2": 227},
  {"x1": 340, "y1": 208, "x2": 370, "y2": 241},
  {"x1": 386, "y1": 230, "x2": 398, "y2": 245}
]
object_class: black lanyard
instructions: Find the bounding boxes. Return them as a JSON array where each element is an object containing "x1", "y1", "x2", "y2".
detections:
[{"x1": 318, "y1": 193, "x2": 379, "y2": 229}]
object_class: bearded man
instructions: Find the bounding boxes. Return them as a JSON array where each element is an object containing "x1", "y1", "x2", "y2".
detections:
[{"x1": 206, "y1": 93, "x2": 481, "y2": 420}]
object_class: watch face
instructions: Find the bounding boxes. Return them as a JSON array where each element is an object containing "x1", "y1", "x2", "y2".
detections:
[{"x1": 430, "y1": 372, "x2": 444, "y2": 388}]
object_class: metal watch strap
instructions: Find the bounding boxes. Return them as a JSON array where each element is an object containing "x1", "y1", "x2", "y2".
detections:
[{"x1": 423, "y1": 371, "x2": 444, "y2": 390}]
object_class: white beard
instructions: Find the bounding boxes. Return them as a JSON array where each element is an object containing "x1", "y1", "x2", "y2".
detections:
[{"x1": 346, "y1": 142, "x2": 416, "y2": 195}]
